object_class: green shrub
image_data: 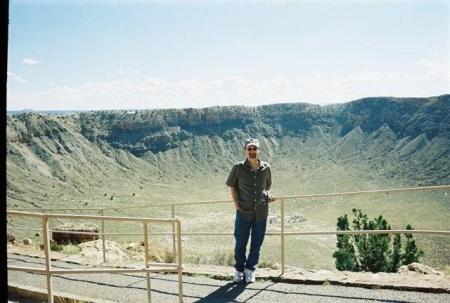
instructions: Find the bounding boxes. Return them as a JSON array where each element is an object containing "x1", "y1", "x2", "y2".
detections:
[
  {"x1": 333, "y1": 214, "x2": 358, "y2": 271},
  {"x1": 333, "y1": 209, "x2": 424, "y2": 273},
  {"x1": 403, "y1": 224, "x2": 424, "y2": 265},
  {"x1": 50, "y1": 243, "x2": 64, "y2": 252}
]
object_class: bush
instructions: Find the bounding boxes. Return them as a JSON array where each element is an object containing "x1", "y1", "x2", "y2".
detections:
[
  {"x1": 211, "y1": 249, "x2": 234, "y2": 266},
  {"x1": 403, "y1": 224, "x2": 424, "y2": 265},
  {"x1": 258, "y1": 258, "x2": 276, "y2": 269},
  {"x1": 333, "y1": 209, "x2": 424, "y2": 273},
  {"x1": 62, "y1": 244, "x2": 82, "y2": 255},
  {"x1": 161, "y1": 248, "x2": 175, "y2": 263},
  {"x1": 50, "y1": 242, "x2": 64, "y2": 252}
]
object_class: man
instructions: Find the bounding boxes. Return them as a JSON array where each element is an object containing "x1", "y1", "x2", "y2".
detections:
[{"x1": 226, "y1": 138, "x2": 275, "y2": 283}]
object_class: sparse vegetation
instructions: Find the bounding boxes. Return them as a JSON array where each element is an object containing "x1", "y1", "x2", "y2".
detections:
[
  {"x1": 62, "y1": 244, "x2": 82, "y2": 255},
  {"x1": 211, "y1": 249, "x2": 234, "y2": 266},
  {"x1": 258, "y1": 258, "x2": 277, "y2": 269},
  {"x1": 50, "y1": 242, "x2": 64, "y2": 252},
  {"x1": 6, "y1": 96, "x2": 450, "y2": 271},
  {"x1": 184, "y1": 250, "x2": 235, "y2": 266},
  {"x1": 161, "y1": 248, "x2": 175, "y2": 263}
]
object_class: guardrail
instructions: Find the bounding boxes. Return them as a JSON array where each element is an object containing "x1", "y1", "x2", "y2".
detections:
[
  {"x1": 7, "y1": 211, "x2": 183, "y2": 303},
  {"x1": 8, "y1": 185, "x2": 450, "y2": 276}
]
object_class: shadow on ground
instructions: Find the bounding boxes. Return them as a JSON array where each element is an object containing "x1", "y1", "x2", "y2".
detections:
[{"x1": 194, "y1": 282, "x2": 247, "y2": 302}]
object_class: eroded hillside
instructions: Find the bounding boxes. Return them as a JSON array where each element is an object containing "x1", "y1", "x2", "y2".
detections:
[
  {"x1": 6, "y1": 95, "x2": 450, "y2": 270},
  {"x1": 6, "y1": 95, "x2": 450, "y2": 210}
]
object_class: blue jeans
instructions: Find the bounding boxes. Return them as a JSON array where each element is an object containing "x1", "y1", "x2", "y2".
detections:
[{"x1": 234, "y1": 211, "x2": 267, "y2": 272}]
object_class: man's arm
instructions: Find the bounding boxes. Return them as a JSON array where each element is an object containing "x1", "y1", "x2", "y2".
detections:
[
  {"x1": 230, "y1": 187, "x2": 240, "y2": 210},
  {"x1": 266, "y1": 166, "x2": 276, "y2": 202}
]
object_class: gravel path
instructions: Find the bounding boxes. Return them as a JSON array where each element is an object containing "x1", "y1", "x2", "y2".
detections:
[{"x1": 8, "y1": 254, "x2": 450, "y2": 303}]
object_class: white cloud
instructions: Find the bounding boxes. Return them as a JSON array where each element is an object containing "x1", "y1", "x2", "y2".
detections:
[
  {"x1": 416, "y1": 59, "x2": 448, "y2": 79},
  {"x1": 7, "y1": 62, "x2": 450, "y2": 110},
  {"x1": 7, "y1": 72, "x2": 28, "y2": 84},
  {"x1": 22, "y1": 58, "x2": 41, "y2": 65},
  {"x1": 116, "y1": 68, "x2": 142, "y2": 76}
]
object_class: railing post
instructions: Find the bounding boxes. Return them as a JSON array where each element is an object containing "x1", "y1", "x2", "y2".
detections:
[
  {"x1": 42, "y1": 215, "x2": 53, "y2": 303},
  {"x1": 280, "y1": 198, "x2": 285, "y2": 276},
  {"x1": 143, "y1": 222, "x2": 152, "y2": 303},
  {"x1": 176, "y1": 220, "x2": 183, "y2": 303},
  {"x1": 171, "y1": 205, "x2": 176, "y2": 263},
  {"x1": 100, "y1": 208, "x2": 106, "y2": 263}
]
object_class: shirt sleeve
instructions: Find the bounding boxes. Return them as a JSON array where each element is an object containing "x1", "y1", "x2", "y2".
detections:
[
  {"x1": 226, "y1": 164, "x2": 238, "y2": 187},
  {"x1": 266, "y1": 166, "x2": 272, "y2": 190}
]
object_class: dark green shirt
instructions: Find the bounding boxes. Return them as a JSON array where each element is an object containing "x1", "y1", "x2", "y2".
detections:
[{"x1": 226, "y1": 159, "x2": 272, "y2": 222}]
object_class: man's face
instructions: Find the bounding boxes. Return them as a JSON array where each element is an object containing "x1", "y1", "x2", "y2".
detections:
[{"x1": 245, "y1": 145, "x2": 259, "y2": 160}]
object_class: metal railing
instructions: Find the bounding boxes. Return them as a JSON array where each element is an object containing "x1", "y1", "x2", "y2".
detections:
[
  {"x1": 8, "y1": 185, "x2": 450, "y2": 276},
  {"x1": 7, "y1": 211, "x2": 184, "y2": 303}
]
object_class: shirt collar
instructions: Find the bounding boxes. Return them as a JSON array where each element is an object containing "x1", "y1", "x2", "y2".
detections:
[{"x1": 244, "y1": 158, "x2": 263, "y2": 169}]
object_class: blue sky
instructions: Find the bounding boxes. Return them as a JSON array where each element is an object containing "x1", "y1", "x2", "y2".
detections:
[{"x1": 7, "y1": 0, "x2": 450, "y2": 110}]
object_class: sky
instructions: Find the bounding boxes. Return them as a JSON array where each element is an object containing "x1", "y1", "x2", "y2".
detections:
[{"x1": 6, "y1": 0, "x2": 450, "y2": 110}]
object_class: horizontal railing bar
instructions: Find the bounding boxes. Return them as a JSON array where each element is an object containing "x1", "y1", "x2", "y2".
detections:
[
  {"x1": 7, "y1": 229, "x2": 101, "y2": 236},
  {"x1": 7, "y1": 227, "x2": 43, "y2": 231},
  {"x1": 147, "y1": 263, "x2": 178, "y2": 267},
  {"x1": 8, "y1": 266, "x2": 180, "y2": 274},
  {"x1": 11, "y1": 208, "x2": 104, "y2": 211},
  {"x1": 283, "y1": 230, "x2": 450, "y2": 235},
  {"x1": 6, "y1": 227, "x2": 181, "y2": 236},
  {"x1": 7, "y1": 227, "x2": 180, "y2": 236},
  {"x1": 7, "y1": 227, "x2": 182, "y2": 236},
  {"x1": 7, "y1": 228, "x2": 450, "y2": 237},
  {"x1": 174, "y1": 230, "x2": 450, "y2": 236},
  {"x1": 105, "y1": 201, "x2": 229, "y2": 210},
  {"x1": 49, "y1": 268, "x2": 181, "y2": 274},
  {"x1": 7, "y1": 211, "x2": 180, "y2": 223},
  {"x1": 77, "y1": 184, "x2": 450, "y2": 210},
  {"x1": 7, "y1": 185, "x2": 450, "y2": 212},
  {"x1": 7, "y1": 266, "x2": 47, "y2": 273},
  {"x1": 278, "y1": 185, "x2": 450, "y2": 200}
]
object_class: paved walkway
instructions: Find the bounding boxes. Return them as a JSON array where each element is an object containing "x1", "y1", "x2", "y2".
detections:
[{"x1": 8, "y1": 254, "x2": 450, "y2": 303}]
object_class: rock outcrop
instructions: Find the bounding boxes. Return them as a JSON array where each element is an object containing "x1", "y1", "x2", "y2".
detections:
[
  {"x1": 7, "y1": 233, "x2": 15, "y2": 244},
  {"x1": 398, "y1": 262, "x2": 444, "y2": 275},
  {"x1": 52, "y1": 223, "x2": 99, "y2": 244}
]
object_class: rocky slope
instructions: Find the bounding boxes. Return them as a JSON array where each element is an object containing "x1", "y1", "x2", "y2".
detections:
[
  {"x1": 7, "y1": 95, "x2": 450, "y2": 209},
  {"x1": 6, "y1": 94, "x2": 450, "y2": 271}
]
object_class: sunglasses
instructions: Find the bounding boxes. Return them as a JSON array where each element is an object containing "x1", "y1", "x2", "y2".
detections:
[{"x1": 246, "y1": 147, "x2": 258, "y2": 151}]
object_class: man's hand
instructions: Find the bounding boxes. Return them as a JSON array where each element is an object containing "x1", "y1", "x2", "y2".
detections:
[
  {"x1": 231, "y1": 187, "x2": 240, "y2": 210},
  {"x1": 268, "y1": 195, "x2": 276, "y2": 203}
]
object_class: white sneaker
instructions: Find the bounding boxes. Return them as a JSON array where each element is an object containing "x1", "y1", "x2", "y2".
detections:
[
  {"x1": 244, "y1": 268, "x2": 255, "y2": 283},
  {"x1": 233, "y1": 270, "x2": 244, "y2": 283}
]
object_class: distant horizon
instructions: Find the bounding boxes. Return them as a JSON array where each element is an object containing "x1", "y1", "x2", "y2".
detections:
[
  {"x1": 6, "y1": 93, "x2": 449, "y2": 114},
  {"x1": 7, "y1": 1, "x2": 449, "y2": 111}
]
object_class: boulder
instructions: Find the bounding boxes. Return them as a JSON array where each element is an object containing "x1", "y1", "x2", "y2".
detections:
[
  {"x1": 7, "y1": 233, "x2": 15, "y2": 244},
  {"x1": 270, "y1": 263, "x2": 280, "y2": 270},
  {"x1": 126, "y1": 242, "x2": 138, "y2": 250},
  {"x1": 52, "y1": 223, "x2": 99, "y2": 244},
  {"x1": 398, "y1": 263, "x2": 443, "y2": 275}
]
